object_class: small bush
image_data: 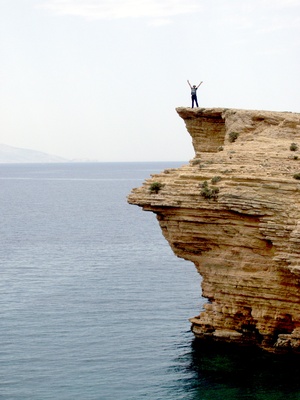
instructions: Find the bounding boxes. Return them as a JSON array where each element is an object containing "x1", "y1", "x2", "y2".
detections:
[
  {"x1": 191, "y1": 158, "x2": 201, "y2": 165},
  {"x1": 200, "y1": 181, "x2": 219, "y2": 200},
  {"x1": 229, "y1": 132, "x2": 239, "y2": 143},
  {"x1": 149, "y1": 182, "x2": 164, "y2": 194},
  {"x1": 211, "y1": 176, "x2": 222, "y2": 184},
  {"x1": 293, "y1": 173, "x2": 300, "y2": 180},
  {"x1": 290, "y1": 143, "x2": 298, "y2": 151},
  {"x1": 218, "y1": 146, "x2": 224, "y2": 152}
]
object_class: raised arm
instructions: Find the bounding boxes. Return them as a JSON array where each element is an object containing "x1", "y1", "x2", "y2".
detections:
[
  {"x1": 197, "y1": 81, "x2": 203, "y2": 89},
  {"x1": 187, "y1": 80, "x2": 192, "y2": 88}
]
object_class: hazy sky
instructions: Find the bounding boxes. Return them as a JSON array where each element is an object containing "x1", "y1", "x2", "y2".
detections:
[{"x1": 1, "y1": 0, "x2": 300, "y2": 161}]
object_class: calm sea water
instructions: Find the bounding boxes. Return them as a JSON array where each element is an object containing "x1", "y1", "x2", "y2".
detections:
[{"x1": 1, "y1": 162, "x2": 300, "y2": 400}]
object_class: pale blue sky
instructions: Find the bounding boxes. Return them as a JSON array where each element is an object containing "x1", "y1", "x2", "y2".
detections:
[{"x1": 1, "y1": 0, "x2": 300, "y2": 161}]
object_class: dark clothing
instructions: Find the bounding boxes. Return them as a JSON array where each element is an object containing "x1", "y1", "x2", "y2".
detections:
[{"x1": 191, "y1": 93, "x2": 198, "y2": 108}]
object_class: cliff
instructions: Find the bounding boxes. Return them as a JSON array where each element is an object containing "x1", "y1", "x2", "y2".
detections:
[{"x1": 127, "y1": 107, "x2": 300, "y2": 354}]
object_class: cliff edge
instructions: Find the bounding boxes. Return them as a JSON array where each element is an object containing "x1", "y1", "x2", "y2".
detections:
[{"x1": 128, "y1": 107, "x2": 300, "y2": 354}]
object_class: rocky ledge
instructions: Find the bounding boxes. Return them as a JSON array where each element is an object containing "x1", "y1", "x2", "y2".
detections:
[{"x1": 128, "y1": 107, "x2": 300, "y2": 354}]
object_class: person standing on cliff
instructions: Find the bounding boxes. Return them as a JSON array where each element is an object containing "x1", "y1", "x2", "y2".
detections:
[{"x1": 187, "y1": 80, "x2": 203, "y2": 108}]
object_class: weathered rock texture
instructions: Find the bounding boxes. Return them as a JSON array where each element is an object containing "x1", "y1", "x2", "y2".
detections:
[{"x1": 128, "y1": 107, "x2": 300, "y2": 354}]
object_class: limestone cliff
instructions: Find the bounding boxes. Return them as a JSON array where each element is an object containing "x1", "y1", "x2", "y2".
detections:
[{"x1": 127, "y1": 107, "x2": 300, "y2": 354}]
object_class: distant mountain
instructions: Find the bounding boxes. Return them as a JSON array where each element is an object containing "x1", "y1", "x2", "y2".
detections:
[{"x1": 0, "y1": 144, "x2": 68, "y2": 163}]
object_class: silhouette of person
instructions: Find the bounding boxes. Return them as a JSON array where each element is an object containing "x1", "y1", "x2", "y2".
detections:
[{"x1": 187, "y1": 80, "x2": 203, "y2": 108}]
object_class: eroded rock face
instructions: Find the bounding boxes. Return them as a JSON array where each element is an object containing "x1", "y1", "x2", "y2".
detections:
[{"x1": 127, "y1": 107, "x2": 300, "y2": 353}]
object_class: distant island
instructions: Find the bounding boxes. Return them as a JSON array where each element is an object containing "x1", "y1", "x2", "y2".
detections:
[{"x1": 0, "y1": 144, "x2": 68, "y2": 163}]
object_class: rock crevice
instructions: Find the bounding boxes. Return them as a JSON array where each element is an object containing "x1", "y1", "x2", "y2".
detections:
[{"x1": 128, "y1": 107, "x2": 300, "y2": 353}]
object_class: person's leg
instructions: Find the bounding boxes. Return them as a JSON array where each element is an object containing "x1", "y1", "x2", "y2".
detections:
[
  {"x1": 192, "y1": 96, "x2": 195, "y2": 108},
  {"x1": 195, "y1": 96, "x2": 199, "y2": 107}
]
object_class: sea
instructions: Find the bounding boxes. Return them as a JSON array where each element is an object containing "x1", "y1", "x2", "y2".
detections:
[{"x1": 1, "y1": 162, "x2": 300, "y2": 400}]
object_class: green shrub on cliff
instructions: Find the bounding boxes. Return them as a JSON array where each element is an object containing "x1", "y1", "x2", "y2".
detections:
[
  {"x1": 290, "y1": 143, "x2": 298, "y2": 151},
  {"x1": 229, "y1": 132, "x2": 239, "y2": 143},
  {"x1": 191, "y1": 158, "x2": 201, "y2": 166},
  {"x1": 211, "y1": 176, "x2": 222, "y2": 184},
  {"x1": 293, "y1": 173, "x2": 300, "y2": 180},
  {"x1": 149, "y1": 182, "x2": 164, "y2": 194},
  {"x1": 200, "y1": 181, "x2": 219, "y2": 200}
]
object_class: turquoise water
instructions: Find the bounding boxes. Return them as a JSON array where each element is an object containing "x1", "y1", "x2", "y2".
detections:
[{"x1": 1, "y1": 162, "x2": 300, "y2": 400}]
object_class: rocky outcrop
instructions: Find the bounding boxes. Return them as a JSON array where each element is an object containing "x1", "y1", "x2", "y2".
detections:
[{"x1": 127, "y1": 107, "x2": 300, "y2": 354}]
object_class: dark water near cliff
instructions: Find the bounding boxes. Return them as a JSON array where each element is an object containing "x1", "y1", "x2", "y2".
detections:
[{"x1": 1, "y1": 162, "x2": 300, "y2": 400}]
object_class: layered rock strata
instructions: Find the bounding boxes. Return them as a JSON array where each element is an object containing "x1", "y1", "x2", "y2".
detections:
[{"x1": 127, "y1": 107, "x2": 300, "y2": 354}]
